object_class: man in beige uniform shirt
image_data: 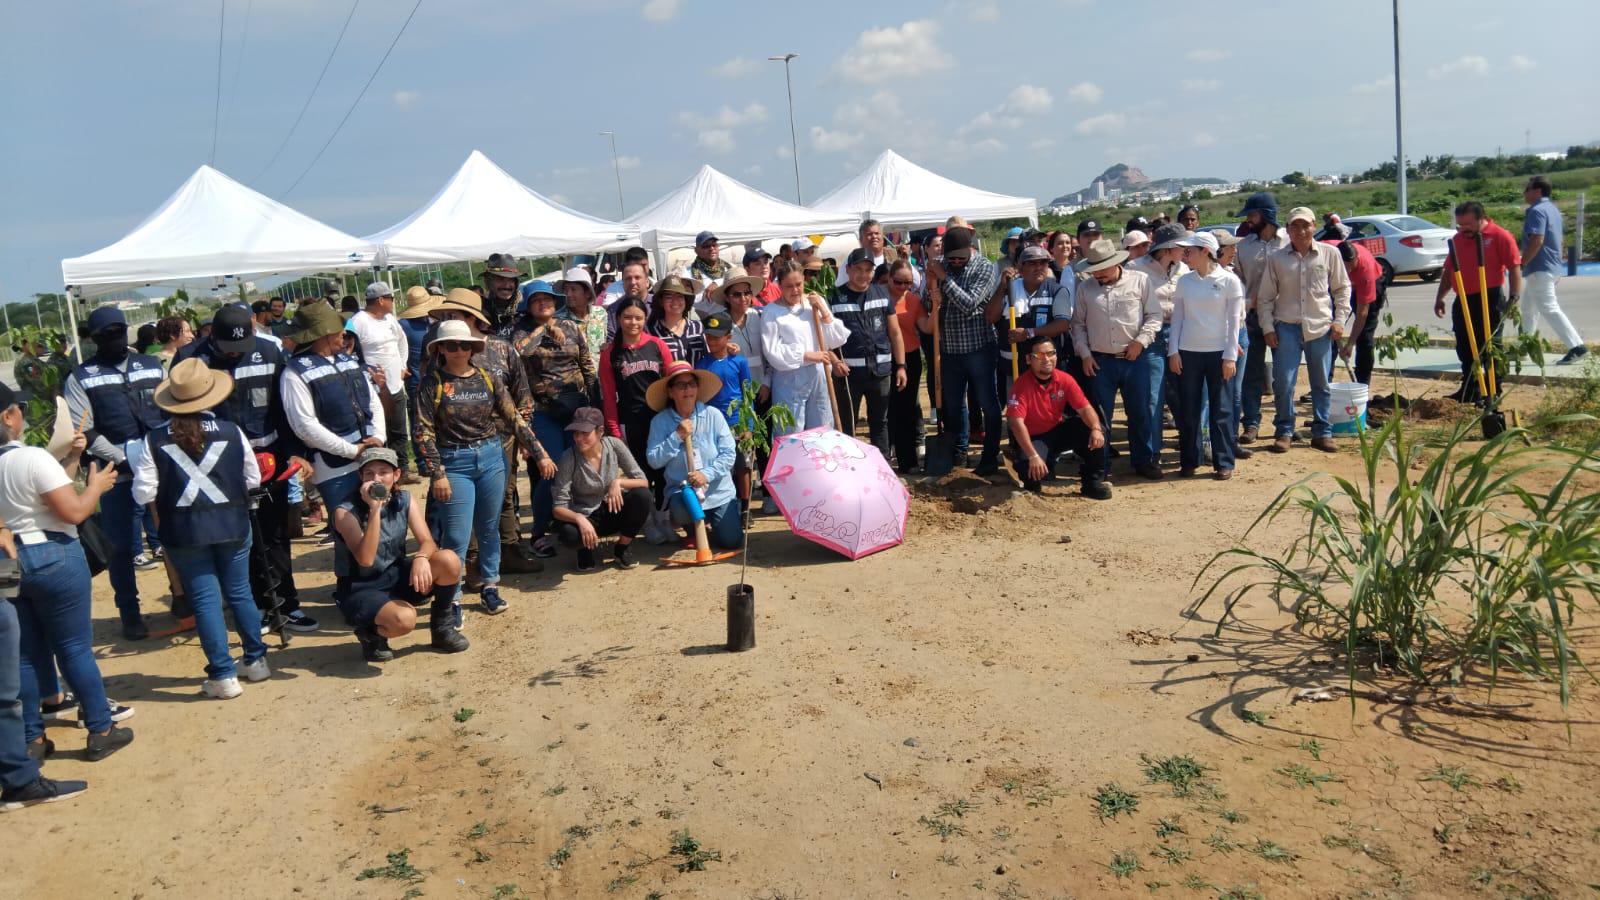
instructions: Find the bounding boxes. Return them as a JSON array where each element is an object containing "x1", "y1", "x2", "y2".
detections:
[
  {"x1": 1257, "y1": 207, "x2": 1352, "y2": 454},
  {"x1": 1070, "y1": 239, "x2": 1164, "y2": 480}
]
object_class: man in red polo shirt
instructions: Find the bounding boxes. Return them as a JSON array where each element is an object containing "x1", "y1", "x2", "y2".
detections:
[
  {"x1": 1006, "y1": 336, "x2": 1110, "y2": 499},
  {"x1": 1433, "y1": 201, "x2": 1521, "y2": 401},
  {"x1": 1337, "y1": 240, "x2": 1385, "y2": 385}
]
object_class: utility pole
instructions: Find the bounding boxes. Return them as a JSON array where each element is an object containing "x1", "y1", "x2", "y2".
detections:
[
  {"x1": 599, "y1": 130, "x2": 626, "y2": 219},
  {"x1": 770, "y1": 53, "x2": 803, "y2": 204},
  {"x1": 1392, "y1": 0, "x2": 1407, "y2": 214}
]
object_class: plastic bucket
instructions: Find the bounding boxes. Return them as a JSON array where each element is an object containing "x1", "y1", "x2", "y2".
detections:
[{"x1": 1329, "y1": 382, "x2": 1369, "y2": 434}]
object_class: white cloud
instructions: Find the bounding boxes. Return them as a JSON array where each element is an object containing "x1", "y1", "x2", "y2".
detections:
[
  {"x1": 1066, "y1": 81, "x2": 1103, "y2": 105},
  {"x1": 391, "y1": 90, "x2": 419, "y2": 110},
  {"x1": 810, "y1": 125, "x2": 863, "y2": 153},
  {"x1": 1191, "y1": 131, "x2": 1217, "y2": 148},
  {"x1": 1181, "y1": 78, "x2": 1220, "y2": 93},
  {"x1": 697, "y1": 129, "x2": 735, "y2": 153},
  {"x1": 641, "y1": 0, "x2": 680, "y2": 22},
  {"x1": 1351, "y1": 74, "x2": 1394, "y2": 95},
  {"x1": 1003, "y1": 84, "x2": 1053, "y2": 117},
  {"x1": 615, "y1": 155, "x2": 641, "y2": 170},
  {"x1": 776, "y1": 144, "x2": 792, "y2": 159},
  {"x1": 971, "y1": 0, "x2": 1000, "y2": 21},
  {"x1": 1508, "y1": 54, "x2": 1536, "y2": 72},
  {"x1": 744, "y1": 164, "x2": 763, "y2": 177},
  {"x1": 971, "y1": 138, "x2": 1005, "y2": 155},
  {"x1": 838, "y1": 20, "x2": 950, "y2": 83},
  {"x1": 680, "y1": 102, "x2": 769, "y2": 129},
  {"x1": 1187, "y1": 48, "x2": 1230, "y2": 63},
  {"x1": 712, "y1": 57, "x2": 759, "y2": 79},
  {"x1": 1028, "y1": 137, "x2": 1057, "y2": 154},
  {"x1": 1428, "y1": 55, "x2": 1489, "y2": 79},
  {"x1": 1076, "y1": 112, "x2": 1127, "y2": 136}
]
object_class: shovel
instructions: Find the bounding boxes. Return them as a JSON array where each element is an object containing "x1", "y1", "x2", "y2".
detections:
[
  {"x1": 921, "y1": 281, "x2": 957, "y2": 477},
  {"x1": 660, "y1": 433, "x2": 736, "y2": 567},
  {"x1": 1470, "y1": 232, "x2": 1508, "y2": 439}
]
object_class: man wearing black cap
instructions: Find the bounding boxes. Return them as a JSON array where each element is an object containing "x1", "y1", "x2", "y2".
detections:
[
  {"x1": 1075, "y1": 220, "x2": 1105, "y2": 262},
  {"x1": 830, "y1": 247, "x2": 908, "y2": 456},
  {"x1": 924, "y1": 226, "x2": 1002, "y2": 474},
  {"x1": 479, "y1": 252, "x2": 522, "y2": 334},
  {"x1": 1233, "y1": 192, "x2": 1288, "y2": 445},
  {"x1": 690, "y1": 232, "x2": 731, "y2": 286},
  {"x1": 742, "y1": 247, "x2": 782, "y2": 304},
  {"x1": 177, "y1": 306, "x2": 317, "y2": 634},
  {"x1": 64, "y1": 307, "x2": 168, "y2": 640}
]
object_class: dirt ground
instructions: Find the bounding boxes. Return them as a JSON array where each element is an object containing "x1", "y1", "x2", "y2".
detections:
[{"x1": 5, "y1": 375, "x2": 1597, "y2": 899}]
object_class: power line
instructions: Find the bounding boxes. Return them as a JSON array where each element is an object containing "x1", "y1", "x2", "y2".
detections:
[
  {"x1": 249, "y1": 0, "x2": 363, "y2": 185},
  {"x1": 210, "y1": 0, "x2": 226, "y2": 164},
  {"x1": 280, "y1": 0, "x2": 423, "y2": 198},
  {"x1": 223, "y1": 0, "x2": 254, "y2": 141}
]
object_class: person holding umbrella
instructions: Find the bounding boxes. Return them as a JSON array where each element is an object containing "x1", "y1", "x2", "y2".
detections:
[{"x1": 645, "y1": 361, "x2": 740, "y2": 551}]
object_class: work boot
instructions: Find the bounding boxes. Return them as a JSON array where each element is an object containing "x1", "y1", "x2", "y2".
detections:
[
  {"x1": 1234, "y1": 445, "x2": 1255, "y2": 460},
  {"x1": 1081, "y1": 480, "x2": 1113, "y2": 501},
  {"x1": 354, "y1": 625, "x2": 394, "y2": 662},
  {"x1": 497, "y1": 544, "x2": 544, "y2": 574},
  {"x1": 430, "y1": 603, "x2": 469, "y2": 653},
  {"x1": 120, "y1": 613, "x2": 149, "y2": 642},
  {"x1": 1239, "y1": 427, "x2": 1258, "y2": 445},
  {"x1": 1310, "y1": 436, "x2": 1338, "y2": 453},
  {"x1": 1271, "y1": 435, "x2": 1292, "y2": 453}
]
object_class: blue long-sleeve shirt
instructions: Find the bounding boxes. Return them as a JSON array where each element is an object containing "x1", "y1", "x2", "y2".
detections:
[{"x1": 646, "y1": 401, "x2": 737, "y2": 512}]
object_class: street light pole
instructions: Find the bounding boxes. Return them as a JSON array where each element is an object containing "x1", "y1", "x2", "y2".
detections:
[
  {"x1": 770, "y1": 53, "x2": 802, "y2": 204},
  {"x1": 599, "y1": 130, "x2": 626, "y2": 219},
  {"x1": 1392, "y1": 0, "x2": 1407, "y2": 214}
]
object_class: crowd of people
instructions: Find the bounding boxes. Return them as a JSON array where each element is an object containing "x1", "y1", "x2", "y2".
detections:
[{"x1": 0, "y1": 181, "x2": 1566, "y2": 810}]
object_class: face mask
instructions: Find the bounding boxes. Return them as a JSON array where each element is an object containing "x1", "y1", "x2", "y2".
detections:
[{"x1": 94, "y1": 330, "x2": 130, "y2": 363}]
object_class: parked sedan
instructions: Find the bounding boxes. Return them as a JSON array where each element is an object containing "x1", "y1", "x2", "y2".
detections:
[{"x1": 1333, "y1": 215, "x2": 1456, "y2": 284}]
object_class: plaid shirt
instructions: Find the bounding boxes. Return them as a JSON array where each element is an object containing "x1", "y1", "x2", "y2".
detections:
[
  {"x1": 923, "y1": 254, "x2": 999, "y2": 354},
  {"x1": 510, "y1": 316, "x2": 596, "y2": 412}
]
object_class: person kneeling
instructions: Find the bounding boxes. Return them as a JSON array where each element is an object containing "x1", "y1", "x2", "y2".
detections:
[
  {"x1": 1006, "y1": 337, "x2": 1109, "y2": 498},
  {"x1": 551, "y1": 407, "x2": 653, "y2": 571},
  {"x1": 333, "y1": 447, "x2": 464, "y2": 662},
  {"x1": 645, "y1": 361, "x2": 742, "y2": 550}
]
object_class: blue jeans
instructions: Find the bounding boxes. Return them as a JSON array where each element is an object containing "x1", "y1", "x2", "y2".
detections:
[
  {"x1": 1241, "y1": 310, "x2": 1268, "y2": 431},
  {"x1": 1178, "y1": 350, "x2": 1236, "y2": 471},
  {"x1": 1272, "y1": 323, "x2": 1334, "y2": 439},
  {"x1": 1088, "y1": 350, "x2": 1158, "y2": 469},
  {"x1": 14, "y1": 536, "x2": 112, "y2": 739},
  {"x1": 1228, "y1": 326, "x2": 1249, "y2": 438},
  {"x1": 169, "y1": 537, "x2": 265, "y2": 680},
  {"x1": 97, "y1": 479, "x2": 143, "y2": 625},
  {"x1": 0, "y1": 599, "x2": 40, "y2": 791},
  {"x1": 438, "y1": 441, "x2": 507, "y2": 586},
  {"x1": 1147, "y1": 324, "x2": 1172, "y2": 461},
  {"x1": 315, "y1": 470, "x2": 359, "y2": 514},
  {"x1": 771, "y1": 364, "x2": 834, "y2": 436},
  {"x1": 140, "y1": 504, "x2": 162, "y2": 553},
  {"x1": 940, "y1": 346, "x2": 1001, "y2": 461},
  {"x1": 668, "y1": 494, "x2": 743, "y2": 551},
  {"x1": 530, "y1": 412, "x2": 571, "y2": 536}
]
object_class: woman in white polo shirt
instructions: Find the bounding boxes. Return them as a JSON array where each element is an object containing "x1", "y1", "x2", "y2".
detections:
[{"x1": 1167, "y1": 231, "x2": 1246, "y2": 479}]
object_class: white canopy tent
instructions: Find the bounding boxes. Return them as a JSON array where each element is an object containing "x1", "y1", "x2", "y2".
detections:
[
  {"x1": 631, "y1": 165, "x2": 859, "y2": 264},
  {"x1": 365, "y1": 150, "x2": 639, "y2": 266},
  {"x1": 61, "y1": 165, "x2": 377, "y2": 298},
  {"x1": 809, "y1": 149, "x2": 1038, "y2": 229}
]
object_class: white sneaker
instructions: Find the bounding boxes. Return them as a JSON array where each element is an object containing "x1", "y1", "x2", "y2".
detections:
[
  {"x1": 239, "y1": 657, "x2": 271, "y2": 683},
  {"x1": 202, "y1": 677, "x2": 243, "y2": 700}
]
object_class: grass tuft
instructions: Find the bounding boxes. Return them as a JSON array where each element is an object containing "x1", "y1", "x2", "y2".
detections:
[{"x1": 1091, "y1": 783, "x2": 1140, "y2": 822}]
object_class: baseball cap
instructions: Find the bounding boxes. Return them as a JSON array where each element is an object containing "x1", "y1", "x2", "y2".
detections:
[
  {"x1": 86, "y1": 306, "x2": 127, "y2": 336},
  {"x1": 845, "y1": 247, "x2": 875, "y2": 269},
  {"x1": 1077, "y1": 219, "x2": 1103, "y2": 236},
  {"x1": 565, "y1": 406, "x2": 605, "y2": 433},
  {"x1": 789, "y1": 237, "x2": 814, "y2": 252},
  {"x1": 0, "y1": 381, "x2": 33, "y2": 410},
  {"x1": 364, "y1": 281, "x2": 394, "y2": 301},
  {"x1": 1287, "y1": 206, "x2": 1316, "y2": 226},
  {"x1": 1121, "y1": 230, "x2": 1150, "y2": 249},
  {"x1": 1177, "y1": 231, "x2": 1220, "y2": 256},
  {"x1": 1005, "y1": 226, "x2": 1025, "y2": 240},
  {"x1": 695, "y1": 230, "x2": 719, "y2": 247},
  {"x1": 1234, "y1": 191, "x2": 1278, "y2": 218},
  {"x1": 742, "y1": 247, "x2": 772, "y2": 266},
  {"x1": 1017, "y1": 245, "x2": 1051, "y2": 264},
  {"x1": 212, "y1": 305, "x2": 255, "y2": 354},
  {"x1": 357, "y1": 446, "x2": 400, "y2": 470},
  {"x1": 250, "y1": 299, "x2": 271, "y2": 314},
  {"x1": 702, "y1": 312, "x2": 733, "y2": 337}
]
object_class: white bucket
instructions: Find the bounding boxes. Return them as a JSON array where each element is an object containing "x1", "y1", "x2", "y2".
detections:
[{"x1": 1329, "y1": 381, "x2": 1369, "y2": 434}]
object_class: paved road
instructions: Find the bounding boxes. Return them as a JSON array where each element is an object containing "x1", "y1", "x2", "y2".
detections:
[{"x1": 1383, "y1": 273, "x2": 1600, "y2": 349}]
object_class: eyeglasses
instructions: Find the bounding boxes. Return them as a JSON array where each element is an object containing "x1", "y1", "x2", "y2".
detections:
[
  {"x1": 439, "y1": 341, "x2": 472, "y2": 352},
  {"x1": 1030, "y1": 349, "x2": 1058, "y2": 358},
  {"x1": 669, "y1": 379, "x2": 699, "y2": 390}
]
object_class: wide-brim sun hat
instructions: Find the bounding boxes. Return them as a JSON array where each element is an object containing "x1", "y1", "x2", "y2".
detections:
[
  {"x1": 401, "y1": 286, "x2": 438, "y2": 319},
  {"x1": 286, "y1": 300, "x2": 346, "y2": 346},
  {"x1": 155, "y1": 357, "x2": 234, "y2": 415},
  {"x1": 645, "y1": 359, "x2": 722, "y2": 411},
  {"x1": 650, "y1": 274, "x2": 702, "y2": 301},
  {"x1": 432, "y1": 288, "x2": 491, "y2": 326},
  {"x1": 708, "y1": 272, "x2": 766, "y2": 306},
  {"x1": 427, "y1": 319, "x2": 487, "y2": 354},
  {"x1": 1150, "y1": 224, "x2": 1193, "y2": 253},
  {"x1": 1074, "y1": 238, "x2": 1130, "y2": 275}
]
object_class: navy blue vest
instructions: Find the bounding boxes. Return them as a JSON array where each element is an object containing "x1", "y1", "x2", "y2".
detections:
[
  {"x1": 148, "y1": 417, "x2": 249, "y2": 548},
  {"x1": 286, "y1": 349, "x2": 373, "y2": 467},
  {"x1": 999, "y1": 279, "x2": 1070, "y2": 360},
  {"x1": 183, "y1": 337, "x2": 287, "y2": 451},
  {"x1": 829, "y1": 284, "x2": 895, "y2": 377},
  {"x1": 72, "y1": 354, "x2": 166, "y2": 444}
]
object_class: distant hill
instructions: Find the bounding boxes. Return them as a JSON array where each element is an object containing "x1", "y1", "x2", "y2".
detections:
[{"x1": 1049, "y1": 163, "x2": 1227, "y2": 206}]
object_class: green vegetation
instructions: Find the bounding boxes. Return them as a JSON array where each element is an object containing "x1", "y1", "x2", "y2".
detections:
[
  {"x1": 668, "y1": 829, "x2": 722, "y2": 873},
  {"x1": 1091, "y1": 783, "x2": 1140, "y2": 822},
  {"x1": 1140, "y1": 754, "x2": 1212, "y2": 797},
  {"x1": 356, "y1": 848, "x2": 422, "y2": 883},
  {"x1": 1422, "y1": 764, "x2": 1479, "y2": 792},
  {"x1": 1107, "y1": 849, "x2": 1141, "y2": 879}
]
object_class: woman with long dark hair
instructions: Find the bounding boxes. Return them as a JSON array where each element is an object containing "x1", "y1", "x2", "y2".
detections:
[
  {"x1": 600, "y1": 297, "x2": 674, "y2": 506},
  {"x1": 645, "y1": 276, "x2": 707, "y2": 366}
]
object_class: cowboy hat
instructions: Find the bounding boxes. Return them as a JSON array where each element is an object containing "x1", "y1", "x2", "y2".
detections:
[
  {"x1": 426, "y1": 319, "x2": 486, "y2": 354},
  {"x1": 557, "y1": 267, "x2": 595, "y2": 295},
  {"x1": 645, "y1": 359, "x2": 722, "y2": 411},
  {"x1": 482, "y1": 252, "x2": 521, "y2": 280},
  {"x1": 155, "y1": 358, "x2": 234, "y2": 415},
  {"x1": 401, "y1": 285, "x2": 438, "y2": 319},
  {"x1": 707, "y1": 270, "x2": 765, "y2": 306},
  {"x1": 431, "y1": 288, "x2": 491, "y2": 326},
  {"x1": 650, "y1": 274, "x2": 702, "y2": 300},
  {"x1": 285, "y1": 300, "x2": 345, "y2": 346},
  {"x1": 1073, "y1": 238, "x2": 1130, "y2": 275}
]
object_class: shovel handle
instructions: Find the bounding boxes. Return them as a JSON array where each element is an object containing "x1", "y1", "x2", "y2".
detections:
[
  {"x1": 1447, "y1": 239, "x2": 1487, "y2": 397},
  {"x1": 1475, "y1": 231, "x2": 1498, "y2": 397},
  {"x1": 680, "y1": 432, "x2": 712, "y2": 561}
]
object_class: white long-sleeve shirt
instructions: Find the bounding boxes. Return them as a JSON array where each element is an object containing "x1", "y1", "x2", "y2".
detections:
[
  {"x1": 1169, "y1": 268, "x2": 1247, "y2": 361},
  {"x1": 280, "y1": 361, "x2": 386, "y2": 485},
  {"x1": 130, "y1": 419, "x2": 262, "y2": 507},
  {"x1": 760, "y1": 301, "x2": 851, "y2": 373}
]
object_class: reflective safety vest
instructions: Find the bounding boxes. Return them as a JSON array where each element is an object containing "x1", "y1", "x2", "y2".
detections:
[
  {"x1": 829, "y1": 284, "x2": 894, "y2": 377},
  {"x1": 72, "y1": 354, "x2": 166, "y2": 445},
  {"x1": 147, "y1": 416, "x2": 249, "y2": 548},
  {"x1": 286, "y1": 349, "x2": 373, "y2": 468},
  {"x1": 183, "y1": 336, "x2": 289, "y2": 451},
  {"x1": 998, "y1": 278, "x2": 1072, "y2": 361}
]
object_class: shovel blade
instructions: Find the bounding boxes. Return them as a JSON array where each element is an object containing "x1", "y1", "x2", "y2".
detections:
[{"x1": 923, "y1": 432, "x2": 957, "y2": 478}]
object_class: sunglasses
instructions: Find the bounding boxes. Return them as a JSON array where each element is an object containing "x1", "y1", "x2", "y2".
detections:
[
  {"x1": 945, "y1": 252, "x2": 972, "y2": 263},
  {"x1": 439, "y1": 341, "x2": 473, "y2": 352},
  {"x1": 669, "y1": 379, "x2": 699, "y2": 390},
  {"x1": 892, "y1": 278, "x2": 915, "y2": 287},
  {"x1": 727, "y1": 289, "x2": 754, "y2": 299}
]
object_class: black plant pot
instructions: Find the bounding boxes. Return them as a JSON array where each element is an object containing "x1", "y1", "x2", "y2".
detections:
[{"x1": 726, "y1": 584, "x2": 755, "y2": 652}]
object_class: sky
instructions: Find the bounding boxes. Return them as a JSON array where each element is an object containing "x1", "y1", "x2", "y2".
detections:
[{"x1": 2, "y1": 0, "x2": 1596, "y2": 301}]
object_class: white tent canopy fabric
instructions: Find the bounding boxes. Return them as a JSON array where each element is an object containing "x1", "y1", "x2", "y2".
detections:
[
  {"x1": 61, "y1": 165, "x2": 377, "y2": 298},
  {"x1": 366, "y1": 151, "x2": 639, "y2": 266},
  {"x1": 632, "y1": 165, "x2": 859, "y2": 252},
  {"x1": 809, "y1": 149, "x2": 1038, "y2": 229}
]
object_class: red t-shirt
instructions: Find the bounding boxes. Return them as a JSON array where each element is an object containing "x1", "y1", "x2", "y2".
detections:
[
  {"x1": 1007, "y1": 369, "x2": 1090, "y2": 436},
  {"x1": 893, "y1": 293, "x2": 923, "y2": 352},
  {"x1": 757, "y1": 281, "x2": 782, "y2": 306},
  {"x1": 1441, "y1": 220, "x2": 1521, "y2": 294},
  {"x1": 1345, "y1": 241, "x2": 1382, "y2": 306}
]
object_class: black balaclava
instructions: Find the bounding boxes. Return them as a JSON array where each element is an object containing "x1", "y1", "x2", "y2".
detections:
[{"x1": 93, "y1": 327, "x2": 130, "y2": 365}]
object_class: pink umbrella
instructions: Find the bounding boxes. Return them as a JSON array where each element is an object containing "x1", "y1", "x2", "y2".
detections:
[{"x1": 763, "y1": 427, "x2": 910, "y2": 560}]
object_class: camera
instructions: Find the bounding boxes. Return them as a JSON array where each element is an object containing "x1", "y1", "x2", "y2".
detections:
[{"x1": 364, "y1": 482, "x2": 390, "y2": 503}]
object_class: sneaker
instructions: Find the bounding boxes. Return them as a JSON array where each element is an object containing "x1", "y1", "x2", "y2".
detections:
[
  {"x1": 316, "y1": 530, "x2": 335, "y2": 547},
  {"x1": 78, "y1": 700, "x2": 135, "y2": 727},
  {"x1": 41, "y1": 693, "x2": 79, "y2": 721},
  {"x1": 1081, "y1": 480, "x2": 1113, "y2": 501},
  {"x1": 531, "y1": 535, "x2": 558, "y2": 559},
  {"x1": 132, "y1": 552, "x2": 159, "y2": 571},
  {"x1": 120, "y1": 617, "x2": 149, "y2": 642},
  {"x1": 576, "y1": 547, "x2": 597, "y2": 571},
  {"x1": 973, "y1": 458, "x2": 999, "y2": 477},
  {"x1": 431, "y1": 622, "x2": 469, "y2": 654},
  {"x1": 26, "y1": 738, "x2": 54, "y2": 762},
  {"x1": 481, "y1": 586, "x2": 508, "y2": 615},
  {"x1": 498, "y1": 548, "x2": 545, "y2": 574},
  {"x1": 151, "y1": 547, "x2": 165, "y2": 562},
  {"x1": 1, "y1": 776, "x2": 88, "y2": 811},
  {"x1": 354, "y1": 625, "x2": 394, "y2": 663},
  {"x1": 202, "y1": 677, "x2": 243, "y2": 700},
  {"x1": 759, "y1": 497, "x2": 779, "y2": 516},
  {"x1": 239, "y1": 657, "x2": 271, "y2": 683},
  {"x1": 85, "y1": 724, "x2": 135, "y2": 760},
  {"x1": 613, "y1": 543, "x2": 637, "y2": 570},
  {"x1": 1557, "y1": 345, "x2": 1589, "y2": 365},
  {"x1": 452, "y1": 601, "x2": 464, "y2": 631},
  {"x1": 283, "y1": 609, "x2": 320, "y2": 633}
]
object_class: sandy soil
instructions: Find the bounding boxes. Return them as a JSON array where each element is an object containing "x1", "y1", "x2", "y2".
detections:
[{"x1": 4, "y1": 375, "x2": 1596, "y2": 899}]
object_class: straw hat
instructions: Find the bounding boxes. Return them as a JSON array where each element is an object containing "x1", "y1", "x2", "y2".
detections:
[
  {"x1": 401, "y1": 285, "x2": 439, "y2": 319},
  {"x1": 426, "y1": 319, "x2": 486, "y2": 354},
  {"x1": 645, "y1": 359, "x2": 722, "y2": 411},
  {"x1": 155, "y1": 358, "x2": 234, "y2": 415},
  {"x1": 432, "y1": 288, "x2": 491, "y2": 326},
  {"x1": 707, "y1": 269, "x2": 765, "y2": 306},
  {"x1": 650, "y1": 274, "x2": 702, "y2": 300},
  {"x1": 285, "y1": 300, "x2": 345, "y2": 346},
  {"x1": 1073, "y1": 238, "x2": 1130, "y2": 275}
]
